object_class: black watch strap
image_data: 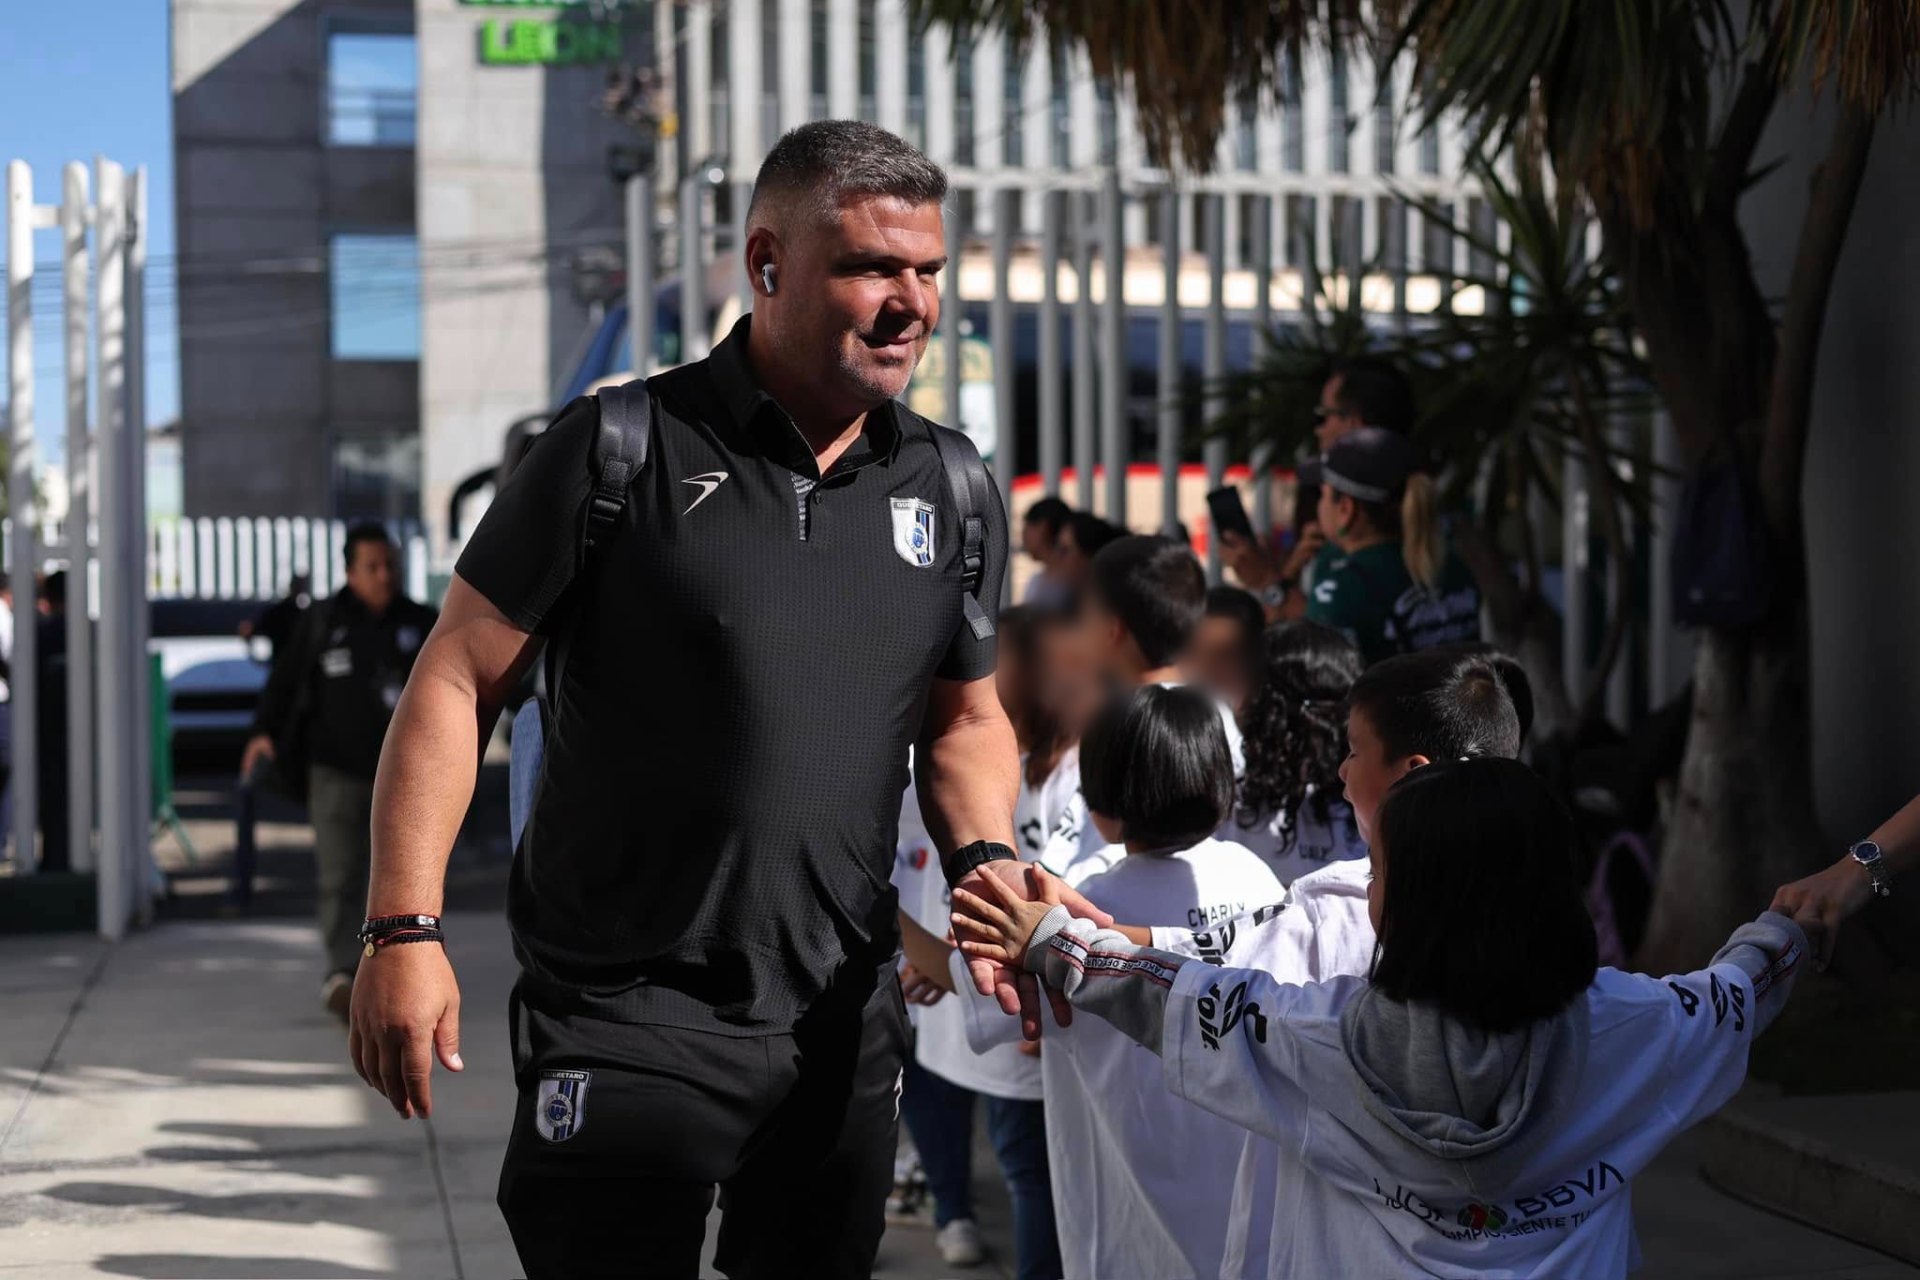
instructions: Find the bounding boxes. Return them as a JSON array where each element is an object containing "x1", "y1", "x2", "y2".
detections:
[{"x1": 948, "y1": 839, "x2": 1018, "y2": 883}]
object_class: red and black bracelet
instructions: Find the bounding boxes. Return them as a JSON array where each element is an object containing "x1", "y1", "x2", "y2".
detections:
[{"x1": 358, "y1": 914, "x2": 445, "y2": 957}]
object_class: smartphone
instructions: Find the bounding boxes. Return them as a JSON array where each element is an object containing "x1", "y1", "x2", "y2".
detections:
[{"x1": 1206, "y1": 485, "x2": 1256, "y2": 543}]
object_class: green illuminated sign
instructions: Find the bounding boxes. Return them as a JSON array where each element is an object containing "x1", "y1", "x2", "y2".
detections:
[{"x1": 479, "y1": 18, "x2": 625, "y2": 65}]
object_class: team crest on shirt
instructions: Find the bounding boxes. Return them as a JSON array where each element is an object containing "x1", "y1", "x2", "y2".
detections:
[
  {"x1": 890, "y1": 497, "x2": 936, "y2": 567},
  {"x1": 534, "y1": 1068, "x2": 591, "y2": 1142}
]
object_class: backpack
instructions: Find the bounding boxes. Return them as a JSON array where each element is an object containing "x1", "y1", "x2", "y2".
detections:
[
  {"x1": 506, "y1": 380, "x2": 998, "y2": 849},
  {"x1": 1671, "y1": 444, "x2": 1773, "y2": 629}
]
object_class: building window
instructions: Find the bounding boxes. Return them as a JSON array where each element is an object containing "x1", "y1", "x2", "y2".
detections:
[
  {"x1": 955, "y1": 36, "x2": 975, "y2": 166},
  {"x1": 907, "y1": 35, "x2": 927, "y2": 149},
  {"x1": 1419, "y1": 124, "x2": 1442, "y2": 175},
  {"x1": 1234, "y1": 92, "x2": 1258, "y2": 171},
  {"x1": 330, "y1": 233, "x2": 419, "y2": 361},
  {"x1": 1282, "y1": 49, "x2": 1304, "y2": 172},
  {"x1": 326, "y1": 30, "x2": 416, "y2": 147},
  {"x1": 1096, "y1": 79, "x2": 1117, "y2": 165},
  {"x1": 1003, "y1": 56, "x2": 1024, "y2": 166},
  {"x1": 1049, "y1": 46, "x2": 1071, "y2": 169},
  {"x1": 858, "y1": 0, "x2": 877, "y2": 123},
  {"x1": 332, "y1": 433, "x2": 421, "y2": 524},
  {"x1": 810, "y1": 0, "x2": 829, "y2": 118},
  {"x1": 710, "y1": 3, "x2": 730, "y2": 156},
  {"x1": 1328, "y1": 48, "x2": 1350, "y2": 172},
  {"x1": 762, "y1": 0, "x2": 780, "y2": 142}
]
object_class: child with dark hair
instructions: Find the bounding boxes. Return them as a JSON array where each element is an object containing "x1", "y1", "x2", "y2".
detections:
[
  {"x1": 955, "y1": 645, "x2": 1537, "y2": 1277},
  {"x1": 958, "y1": 757, "x2": 1809, "y2": 1279},
  {"x1": 1028, "y1": 684, "x2": 1281, "y2": 1280},
  {"x1": 1232, "y1": 621, "x2": 1367, "y2": 885},
  {"x1": 1038, "y1": 535, "x2": 1246, "y2": 887}
]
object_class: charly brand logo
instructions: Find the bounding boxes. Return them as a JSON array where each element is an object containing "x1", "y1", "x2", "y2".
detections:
[
  {"x1": 1196, "y1": 979, "x2": 1268, "y2": 1049},
  {"x1": 534, "y1": 1069, "x2": 591, "y2": 1142},
  {"x1": 681, "y1": 471, "x2": 729, "y2": 514},
  {"x1": 890, "y1": 497, "x2": 936, "y2": 567}
]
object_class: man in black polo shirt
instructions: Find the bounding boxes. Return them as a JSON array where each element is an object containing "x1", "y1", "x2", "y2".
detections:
[{"x1": 348, "y1": 122, "x2": 1051, "y2": 1278}]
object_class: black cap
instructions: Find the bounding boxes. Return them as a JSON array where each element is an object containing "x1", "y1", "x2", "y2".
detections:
[{"x1": 1318, "y1": 427, "x2": 1424, "y2": 504}]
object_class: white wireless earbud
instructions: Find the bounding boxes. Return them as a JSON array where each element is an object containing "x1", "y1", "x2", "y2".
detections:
[{"x1": 761, "y1": 263, "x2": 777, "y2": 295}]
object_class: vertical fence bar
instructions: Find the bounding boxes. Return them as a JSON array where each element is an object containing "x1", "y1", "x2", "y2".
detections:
[
  {"x1": 941, "y1": 192, "x2": 965, "y2": 430},
  {"x1": 679, "y1": 174, "x2": 708, "y2": 363},
  {"x1": 64, "y1": 162, "x2": 95, "y2": 876},
  {"x1": 1037, "y1": 189, "x2": 1064, "y2": 495},
  {"x1": 94, "y1": 158, "x2": 130, "y2": 938},
  {"x1": 1649, "y1": 409, "x2": 1679, "y2": 705},
  {"x1": 275, "y1": 517, "x2": 294, "y2": 594},
  {"x1": 6, "y1": 161, "x2": 40, "y2": 871},
  {"x1": 626, "y1": 168, "x2": 656, "y2": 377},
  {"x1": 1072, "y1": 191, "x2": 1096, "y2": 511},
  {"x1": 128, "y1": 165, "x2": 154, "y2": 921},
  {"x1": 177, "y1": 520, "x2": 196, "y2": 596},
  {"x1": 1562, "y1": 449, "x2": 1589, "y2": 712},
  {"x1": 1157, "y1": 186, "x2": 1181, "y2": 540},
  {"x1": 1203, "y1": 192, "x2": 1228, "y2": 579},
  {"x1": 1099, "y1": 167, "x2": 1127, "y2": 526},
  {"x1": 1251, "y1": 193, "x2": 1276, "y2": 533},
  {"x1": 990, "y1": 187, "x2": 1017, "y2": 601}
]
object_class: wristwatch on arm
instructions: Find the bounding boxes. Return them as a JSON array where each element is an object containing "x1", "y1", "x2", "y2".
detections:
[
  {"x1": 947, "y1": 839, "x2": 1018, "y2": 886},
  {"x1": 1850, "y1": 840, "x2": 1894, "y2": 898}
]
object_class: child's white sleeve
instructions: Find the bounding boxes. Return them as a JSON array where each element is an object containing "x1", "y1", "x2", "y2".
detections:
[
  {"x1": 1644, "y1": 910, "x2": 1809, "y2": 1133},
  {"x1": 1022, "y1": 907, "x2": 1327, "y2": 1145},
  {"x1": 1157, "y1": 958, "x2": 1335, "y2": 1144}
]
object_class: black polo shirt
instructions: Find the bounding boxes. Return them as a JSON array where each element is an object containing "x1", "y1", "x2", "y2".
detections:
[{"x1": 457, "y1": 317, "x2": 1007, "y2": 1035}]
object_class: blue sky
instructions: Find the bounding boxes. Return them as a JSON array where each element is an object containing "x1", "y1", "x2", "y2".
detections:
[{"x1": 2, "y1": 0, "x2": 177, "y2": 452}]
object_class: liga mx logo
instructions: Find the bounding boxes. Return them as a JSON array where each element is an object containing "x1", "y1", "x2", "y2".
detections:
[
  {"x1": 891, "y1": 497, "x2": 936, "y2": 567},
  {"x1": 534, "y1": 1068, "x2": 591, "y2": 1142}
]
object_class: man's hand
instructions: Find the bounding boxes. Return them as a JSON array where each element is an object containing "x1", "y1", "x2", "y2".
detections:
[
  {"x1": 899, "y1": 964, "x2": 946, "y2": 1007},
  {"x1": 951, "y1": 861, "x2": 1111, "y2": 1041},
  {"x1": 1770, "y1": 856, "x2": 1876, "y2": 971},
  {"x1": 240, "y1": 734, "x2": 276, "y2": 781},
  {"x1": 348, "y1": 943, "x2": 464, "y2": 1119}
]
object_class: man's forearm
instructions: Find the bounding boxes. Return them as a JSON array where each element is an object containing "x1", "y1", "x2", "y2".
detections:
[
  {"x1": 367, "y1": 663, "x2": 496, "y2": 917},
  {"x1": 1867, "y1": 793, "x2": 1920, "y2": 879},
  {"x1": 915, "y1": 704, "x2": 1019, "y2": 880}
]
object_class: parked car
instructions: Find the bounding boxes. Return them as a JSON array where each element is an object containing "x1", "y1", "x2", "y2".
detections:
[{"x1": 150, "y1": 598, "x2": 274, "y2": 753}]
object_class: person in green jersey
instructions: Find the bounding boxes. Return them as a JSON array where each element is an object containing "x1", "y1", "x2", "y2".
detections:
[{"x1": 1304, "y1": 428, "x2": 1481, "y2": 665}]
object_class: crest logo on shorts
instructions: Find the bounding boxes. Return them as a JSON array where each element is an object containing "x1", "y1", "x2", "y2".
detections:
[
  {"x1": 534, "y1": 1068, "x2": 591, "y2": 1142},
  {"x1": 891, "y1": 497, "x2": 936, "y2": 567}
]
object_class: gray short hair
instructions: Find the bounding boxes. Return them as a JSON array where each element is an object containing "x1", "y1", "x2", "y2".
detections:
[{"x1": 747, "y1": 120, "x2": 948, "y2": 230}]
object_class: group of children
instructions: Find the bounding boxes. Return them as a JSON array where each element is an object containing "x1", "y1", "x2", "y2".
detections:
[{"x1": 888, "y1": 530, "x2": 1811, "y2": 1279}]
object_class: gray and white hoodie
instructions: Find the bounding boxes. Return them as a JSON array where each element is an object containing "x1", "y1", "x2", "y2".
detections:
[{"x1": 1021, "y1": 907, "x2": 1808, "y2": 1278}]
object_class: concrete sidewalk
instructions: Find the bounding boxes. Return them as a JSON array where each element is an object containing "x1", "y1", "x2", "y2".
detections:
[{"x1": 0, "y1": 908, "x2": 1018, "y2": 1280}]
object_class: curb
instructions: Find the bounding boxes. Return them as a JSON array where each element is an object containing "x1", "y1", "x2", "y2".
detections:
[{"x1": 1699, "y1": 1106, "x2": 1920, "y2": 1266}]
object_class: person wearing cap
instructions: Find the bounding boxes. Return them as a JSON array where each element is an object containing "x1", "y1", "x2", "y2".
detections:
[
  {"x1": 1221, "y1": 358, "x2": 1416, "y2": 622},
  {"x1": 1305, "y1": 427, "x2": 1480, "y2": 665}
]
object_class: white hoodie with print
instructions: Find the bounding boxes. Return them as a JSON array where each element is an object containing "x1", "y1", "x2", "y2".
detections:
[{"x1": 1016, "y1": 906, "x2": 1807, "y2": 1279}]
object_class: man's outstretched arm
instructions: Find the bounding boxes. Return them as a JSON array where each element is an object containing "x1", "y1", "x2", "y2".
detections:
[{"x1": 352, "y1": 575, "x2": 541, "y2": 1120}]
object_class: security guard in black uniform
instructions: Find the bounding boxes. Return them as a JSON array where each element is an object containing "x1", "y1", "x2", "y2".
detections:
[{"x1": 245, "y1": 523, "x2": 438, "y2": 1019}]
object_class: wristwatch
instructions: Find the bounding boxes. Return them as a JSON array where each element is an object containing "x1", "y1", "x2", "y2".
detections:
[
  {"x1": 1850, "y1": 840, "x2": 1893, "y2": 898},
  {"x1": 1257, "y1": 580, "x2": 1289, "y2": 610},
  {"x1": 948, "y1": 839, "x2": 1018, "y2": 883}
]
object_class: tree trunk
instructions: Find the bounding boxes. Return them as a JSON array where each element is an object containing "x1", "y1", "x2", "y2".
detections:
[{"x1": 1631, "y1": 107, "x2": 1878, "y2": 974}]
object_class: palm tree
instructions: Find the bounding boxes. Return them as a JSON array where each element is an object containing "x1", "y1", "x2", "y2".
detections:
[{"x1": 914, "y1": 0, "x2": 1920, "y2": 969}]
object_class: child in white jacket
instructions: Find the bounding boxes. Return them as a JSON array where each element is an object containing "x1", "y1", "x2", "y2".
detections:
[{"x1": 956, "y1": 757, "x2": 1810, "y2": 1280}]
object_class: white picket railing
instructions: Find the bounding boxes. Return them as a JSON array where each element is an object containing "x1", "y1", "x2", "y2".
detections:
[{"x1": 2, "y1": 515, "x2": 431, "y2": 603}]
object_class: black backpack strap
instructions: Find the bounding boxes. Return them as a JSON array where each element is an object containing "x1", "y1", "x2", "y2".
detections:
[
  {"x1": 585, "y1": 379, "x2": 653, "y2": 552},
  {"x1": 926, "y1": 420, "x2": 996, "y2": 640}
]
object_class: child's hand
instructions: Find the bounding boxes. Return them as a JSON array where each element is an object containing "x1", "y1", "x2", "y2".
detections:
[{"x1": 952, "y1": 864, "x2": 1058, "y2": 968}]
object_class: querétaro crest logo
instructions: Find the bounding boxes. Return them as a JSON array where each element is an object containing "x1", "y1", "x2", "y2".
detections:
[
  {"x1": 891, "y1": 497, "x2": 936, "y2": 567},
  {"x1": 534, "y1": 1069, "x2": 591, "y2": 1142}
]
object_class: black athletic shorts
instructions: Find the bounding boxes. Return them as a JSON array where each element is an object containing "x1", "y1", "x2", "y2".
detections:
[{"x1": 497, "y1": 973, "x2": 910, "y2": 1280}]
